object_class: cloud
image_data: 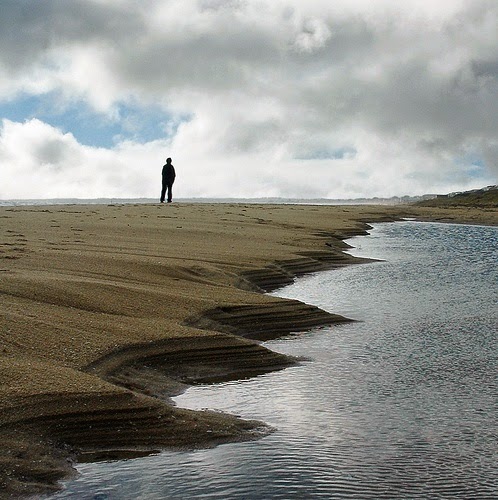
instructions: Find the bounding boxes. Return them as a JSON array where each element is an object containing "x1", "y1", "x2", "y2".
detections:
[
  {"x1": 0, "y1": 0, "x2": 497, "y2": 200},
  {"x1": 0, "y1": 119, "x2": 167, "y2": 198}
]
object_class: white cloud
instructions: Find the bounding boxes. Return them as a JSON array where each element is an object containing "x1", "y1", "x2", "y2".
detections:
[
  {"x1": 0, "y1": 119, "x2": 166, "y2": 198},
  {"x1": 0, "y1": 0, "x2": 497, "y2": 200}
]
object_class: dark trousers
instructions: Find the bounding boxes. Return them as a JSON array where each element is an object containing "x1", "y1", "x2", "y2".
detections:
[{"x1": 160, "y1": 182, "x2": 173, "y2": 202}]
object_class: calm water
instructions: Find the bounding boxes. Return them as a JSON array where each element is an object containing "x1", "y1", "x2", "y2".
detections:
[{"x1": 54, "y1": 222, "x2": 498, "y2": 499}]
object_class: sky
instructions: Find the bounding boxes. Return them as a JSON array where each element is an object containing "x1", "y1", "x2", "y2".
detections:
[{"x1": 1, "y1": 0, "x2": 497, "y2": 200}]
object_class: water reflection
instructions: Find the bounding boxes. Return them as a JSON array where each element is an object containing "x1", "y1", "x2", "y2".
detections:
[{"x1": 54, "y1": 222, "x2": 498, "y2": 499}]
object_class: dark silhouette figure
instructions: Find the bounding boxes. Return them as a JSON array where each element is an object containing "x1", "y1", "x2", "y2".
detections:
[{"x1": 160, "y1": 157, "x2": 176, "y2": 203}]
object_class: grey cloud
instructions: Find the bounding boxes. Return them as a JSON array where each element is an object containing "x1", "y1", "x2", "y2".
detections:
[
  {"x1": 472, "y1": 59, "x2": 498, "y2": 80},
  {"x1": 34, "y1": 137, "x2": 72, "y2": 169},
  {"x1": 199, "y1": 0, "x2": 247, "y2": 12},
  {"x1": 222, "y1": 119, "x2": 287, "y2": 153},
  {"x1": 149, "y1": 2, "x2": 496, "y2": 182},
  {"x1": 1, "y1": 0, "x2": 497, "y2": 198},
  {"x1": 0, "y1": 0, "x2": 148, "y2": 72},
  {"x1": 110, "y1": 29, "x2": 280, "y2": 96}
]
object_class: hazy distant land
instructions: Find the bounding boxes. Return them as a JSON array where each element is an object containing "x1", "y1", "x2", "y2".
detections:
[{"x1": 415, "y1": 185, "x2": 498, "y2": 208}]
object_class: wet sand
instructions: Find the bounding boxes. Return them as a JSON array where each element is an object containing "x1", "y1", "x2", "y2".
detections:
[{"x1": 0, "y1": 202, "x2": 496, "y2": 496}]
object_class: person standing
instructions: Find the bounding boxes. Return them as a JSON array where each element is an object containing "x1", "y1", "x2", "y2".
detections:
[{"x1": 160, "y1": 157, "x2": 176, "y2": 203}]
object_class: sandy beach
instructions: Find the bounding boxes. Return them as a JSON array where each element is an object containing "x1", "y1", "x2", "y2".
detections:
[{"x1": 0, "y1": 202, "x2": 496, "y2": 496}]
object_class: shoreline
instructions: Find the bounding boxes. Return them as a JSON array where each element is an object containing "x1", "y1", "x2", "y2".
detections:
[{"x1": 0, "y1": 203, "x2": 496, "y2": 496}]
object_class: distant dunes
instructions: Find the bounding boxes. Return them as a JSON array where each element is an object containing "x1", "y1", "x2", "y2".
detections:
[{"x1": 415, "y1": 185, "x2": 498, "y2": 208}]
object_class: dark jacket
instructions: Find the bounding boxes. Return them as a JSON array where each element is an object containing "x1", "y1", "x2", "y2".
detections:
[{"x1": 162, "y1": 164, "x2": 176, "y2": 183}]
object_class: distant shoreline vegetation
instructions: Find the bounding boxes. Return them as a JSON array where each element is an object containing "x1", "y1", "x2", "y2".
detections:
[
  {"x1": 415, "y1": 185, "x2": 498, "y2": 208},
  {"x1": 1, "y1": 186, "x2": 496, "y2": 208},
  {"x1": 0, "y1": 195, "x2": 445, "y2": 207}
]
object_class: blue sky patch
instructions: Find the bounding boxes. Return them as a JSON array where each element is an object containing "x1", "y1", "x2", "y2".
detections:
[
  {"x1": 0, "y1": 93, "x2": 187, "y2": 148},
  {"x1": 454, "y1": 154, "x2": 491, "y2": 181}
]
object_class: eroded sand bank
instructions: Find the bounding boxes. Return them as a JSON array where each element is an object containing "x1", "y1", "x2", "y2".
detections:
[{"x1": 1, "y1": 202, "x2": 496, "y2": 496}]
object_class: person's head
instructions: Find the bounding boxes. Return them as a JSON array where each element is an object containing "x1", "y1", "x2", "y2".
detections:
[{"x1": 166, "y1": 157, "x2": 172, "y2": 164}]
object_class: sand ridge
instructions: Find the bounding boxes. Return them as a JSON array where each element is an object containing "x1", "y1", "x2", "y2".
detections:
[{"x1": 0, "y1": 202, "x2": 496, "y2": 496}]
